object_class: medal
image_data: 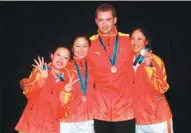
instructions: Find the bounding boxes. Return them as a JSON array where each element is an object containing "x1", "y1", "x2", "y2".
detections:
[
  {"x1": 82, "y1": 95, "x2": 87, "y2": 102},
  {"x1": 133, "y1": 45, "x2": 151, "y2": 66},
  {"x1": 98, "y1": 34, "x2": 119, "y2": 73},
  {"x1": 74, "y1": 60, "x2": 88, "y2": 103},
  {"x1": 42, "y1": 65, "x2": 64, "y2": 81},
  {"x1": 111, "y1": 66, "x2": 117, "y2": 73}
]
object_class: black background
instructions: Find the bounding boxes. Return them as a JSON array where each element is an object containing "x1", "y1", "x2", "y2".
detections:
[{"x1": 1, "y1": 1, "x2": 191, "y2": 133}]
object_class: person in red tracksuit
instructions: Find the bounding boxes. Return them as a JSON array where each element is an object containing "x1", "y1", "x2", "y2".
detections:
[
  {"x1": 15, "y1": 47, "x2": 71, "y2": 133},
  {"x1": 130, "y1": 28, "x2": 174, "y2": 133},
  {"x1": 88, "y1": 3, "x2": 135, "y2": 133},
  {"x1": 59, "y1": 34, "x2": 95, "y2": 133}
]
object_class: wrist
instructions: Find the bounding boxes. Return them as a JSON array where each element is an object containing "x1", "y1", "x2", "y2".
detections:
[
  {"x1": 40, "y1": 72, "x2": 48, "y2": 79},
  {"x1": 64, "y1": 83, "x2": 73, "y2": 92}
]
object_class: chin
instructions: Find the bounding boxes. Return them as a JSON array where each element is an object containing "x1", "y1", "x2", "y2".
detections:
[
  {"x1": 55, "y1": 65, "x2": 65, "y2": 70},
  {"x1": 133, "y1": 49, "x2": 141, "y2": 52},
  {"x1": 100, "y1": 30, "x2": 108, "y2": 34},
  {"x1": 79, "y1": 56, "x2": 85, "y2": 59},
  {"x1": 104, "y1": 31, "x2": 110, "y2": 34}
]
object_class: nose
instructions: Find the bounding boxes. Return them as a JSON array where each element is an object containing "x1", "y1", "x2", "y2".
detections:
[
  {"x1": 59, "y1": 57, "x2": 64, "y2": 61},
  {"x1": 78, "y1": 47, "x2": 82, "y2": 52},
  {"x1": 102, "y1": 20, "x2": 107, "y2": 26},
  {"x1": 59, "y1": 56, "x2": 66, "y2": 61},
  {"x1": 134, "y1": 39, "x2": 140, "y2": 44},
  {"x1": 78, "y1": 48, "x2": 84, "y2": 56}
]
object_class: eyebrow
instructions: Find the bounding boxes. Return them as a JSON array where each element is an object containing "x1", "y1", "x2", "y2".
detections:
[{"x1": 75, "y1": 43, "x2": 88, "y2": 45}]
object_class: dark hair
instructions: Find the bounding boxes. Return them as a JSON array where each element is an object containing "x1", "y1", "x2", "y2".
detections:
[
  {"x1": 51, "y1": 46, "x2": 72, "y2": 61},
  {"x1": 130, "y1": 28, "x2": 152, "y2": 48},
  {"x1": 72, "y1": 34, "x2": 91, "y2": 47},
  {"x1": 95, "y1": 3, "x2": 116, "y2": 18}
]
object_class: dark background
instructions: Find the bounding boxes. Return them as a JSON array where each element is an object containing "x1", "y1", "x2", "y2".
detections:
[{"x1": 1, "y1": 1, "x2": 191, "y2": 133}]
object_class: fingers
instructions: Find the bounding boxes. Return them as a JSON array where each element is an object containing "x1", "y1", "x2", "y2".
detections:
[
  {"x1": 65, "y1": 83, "x2": 73, "y2": 92},
  {"x1": 38, "y1": 56, "x2": 41, "y2": 65},
  {"x1": 37, "y1": 56, "x2": 44, "y2": 66},
  {"x1": 32, "y1": 64, "x2": 42, "y2": 72},
  {"x1": 69, "y1": 74, "x2": 74, "y2": 83},
  {"x1": 144, "y1": 52, "x2": 152, "y2": 60},
  {"x1": 69, "y1": 74, "x2": 80, "y2": 85},
  {"x1": 72, "y1": 78, "x2": 79, "y2": 85},
  {"x1": 33, "y1": 56, "x2": 46, "y2": 70},
  {"x1": 34, "y1": 58, "x2": 40, "y2": 67},
  {"x1": 144, "y1": 52, "x2": 153, "y2": 66},
  {"x1": 41, "y1": 57, "x2": 44, "y2": 65},
  {"x1": 32, "y1": 64, "x2": 40, "y2": 70},
  {"x1": 34, "y1": 56, "x2": 44, "y2": 66},
  {"x1": 32, "y1": 64, "x2": 38, "y2": 68}
]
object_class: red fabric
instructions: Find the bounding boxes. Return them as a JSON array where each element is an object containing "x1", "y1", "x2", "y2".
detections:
[
  {"x1": 59, "y1": 58, "x2": 96, "y2": 122},
  {"x1": 15, "y1": 66, "x2": 69, "y2": 133},
  {"x1": 131, "y1": 54, "x2": 173, "y2": 124},
  {"x1": 88, "y1": 28, "x2": 135, "y2": 121}
]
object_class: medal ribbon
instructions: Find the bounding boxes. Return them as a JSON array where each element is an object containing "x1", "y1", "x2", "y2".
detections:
[
  {"x1": 98, "y1": 34, "x2": 119, "y2": 66},
  {"x1": 74, "y1": 60, "x2": 88, "y2": 95},
  {"x1": 42, "y1": 65, "x2": 64, "y2": 81},
  {"x1": 133, "y1": 45, "x2": 150, "y2": 66}
]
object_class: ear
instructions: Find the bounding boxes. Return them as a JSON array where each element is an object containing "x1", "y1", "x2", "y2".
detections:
[
  {"x1": 50, "y1": 54, "x2": 53, "y2": 61},
  {"x1": 114, "y1": 17, "x2": 117, "y2": 25},
  {"x1": 146, "y1": 40, "x2": 149, "y2": 46},
  {"x1": 95, "y1": 18, "x2": 98, "y2": 25}
]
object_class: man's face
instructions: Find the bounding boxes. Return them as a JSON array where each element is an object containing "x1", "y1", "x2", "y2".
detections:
[{"x1": 95, "y1": 10, "x2": 117, "y2": 35}]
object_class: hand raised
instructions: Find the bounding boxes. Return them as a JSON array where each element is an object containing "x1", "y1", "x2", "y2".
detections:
[
  {"x1": 32, "y1": 56, "x2": 48, "y2": 78},
  {"x1": 64, "y1": 74, "x2": 79, "y2": 92}
]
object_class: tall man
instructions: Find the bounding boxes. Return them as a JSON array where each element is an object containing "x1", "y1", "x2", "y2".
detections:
[{"x1": 89, "y1": 3, "x2": 135, "y2": 133}]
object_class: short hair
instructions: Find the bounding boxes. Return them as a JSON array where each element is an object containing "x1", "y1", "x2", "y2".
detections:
[{"x1": 95, "y1": 3, "x2": 116, "y2": 18}]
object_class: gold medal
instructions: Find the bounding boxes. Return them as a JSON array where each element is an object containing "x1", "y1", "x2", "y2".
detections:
[
  {"x1": 111, "y1": 66, "x2": 117, "y2": 73},
  {"x1": 82, "y1": 95, "x2": 87, "y2": 102}
]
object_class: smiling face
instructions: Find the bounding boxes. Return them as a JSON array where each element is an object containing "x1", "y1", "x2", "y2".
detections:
[
  {"x1": 95, "y1": 10, "x2": 117, "y2": 35},
  {"x1": 72, "y1": 37, "x2": 90, "y2": 59},
  {"x1": 130, "y1": 29, "x2": 148, "y2": 55},
  {"x1": 51, "y1": 47, "x2": 70, "y2": 71}
]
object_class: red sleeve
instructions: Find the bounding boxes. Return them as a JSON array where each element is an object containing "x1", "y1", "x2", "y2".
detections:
[
  {"x1": 143, "y1": 54, "x2": 170, "y2": 94},
  {"x1": 22, "y1": 68, "x2": 46, "y2": 99}
]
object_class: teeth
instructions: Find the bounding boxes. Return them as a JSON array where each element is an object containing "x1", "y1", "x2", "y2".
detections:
[{"x1": 57, "y1": 62, "x2": 63, "y2": 66}]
